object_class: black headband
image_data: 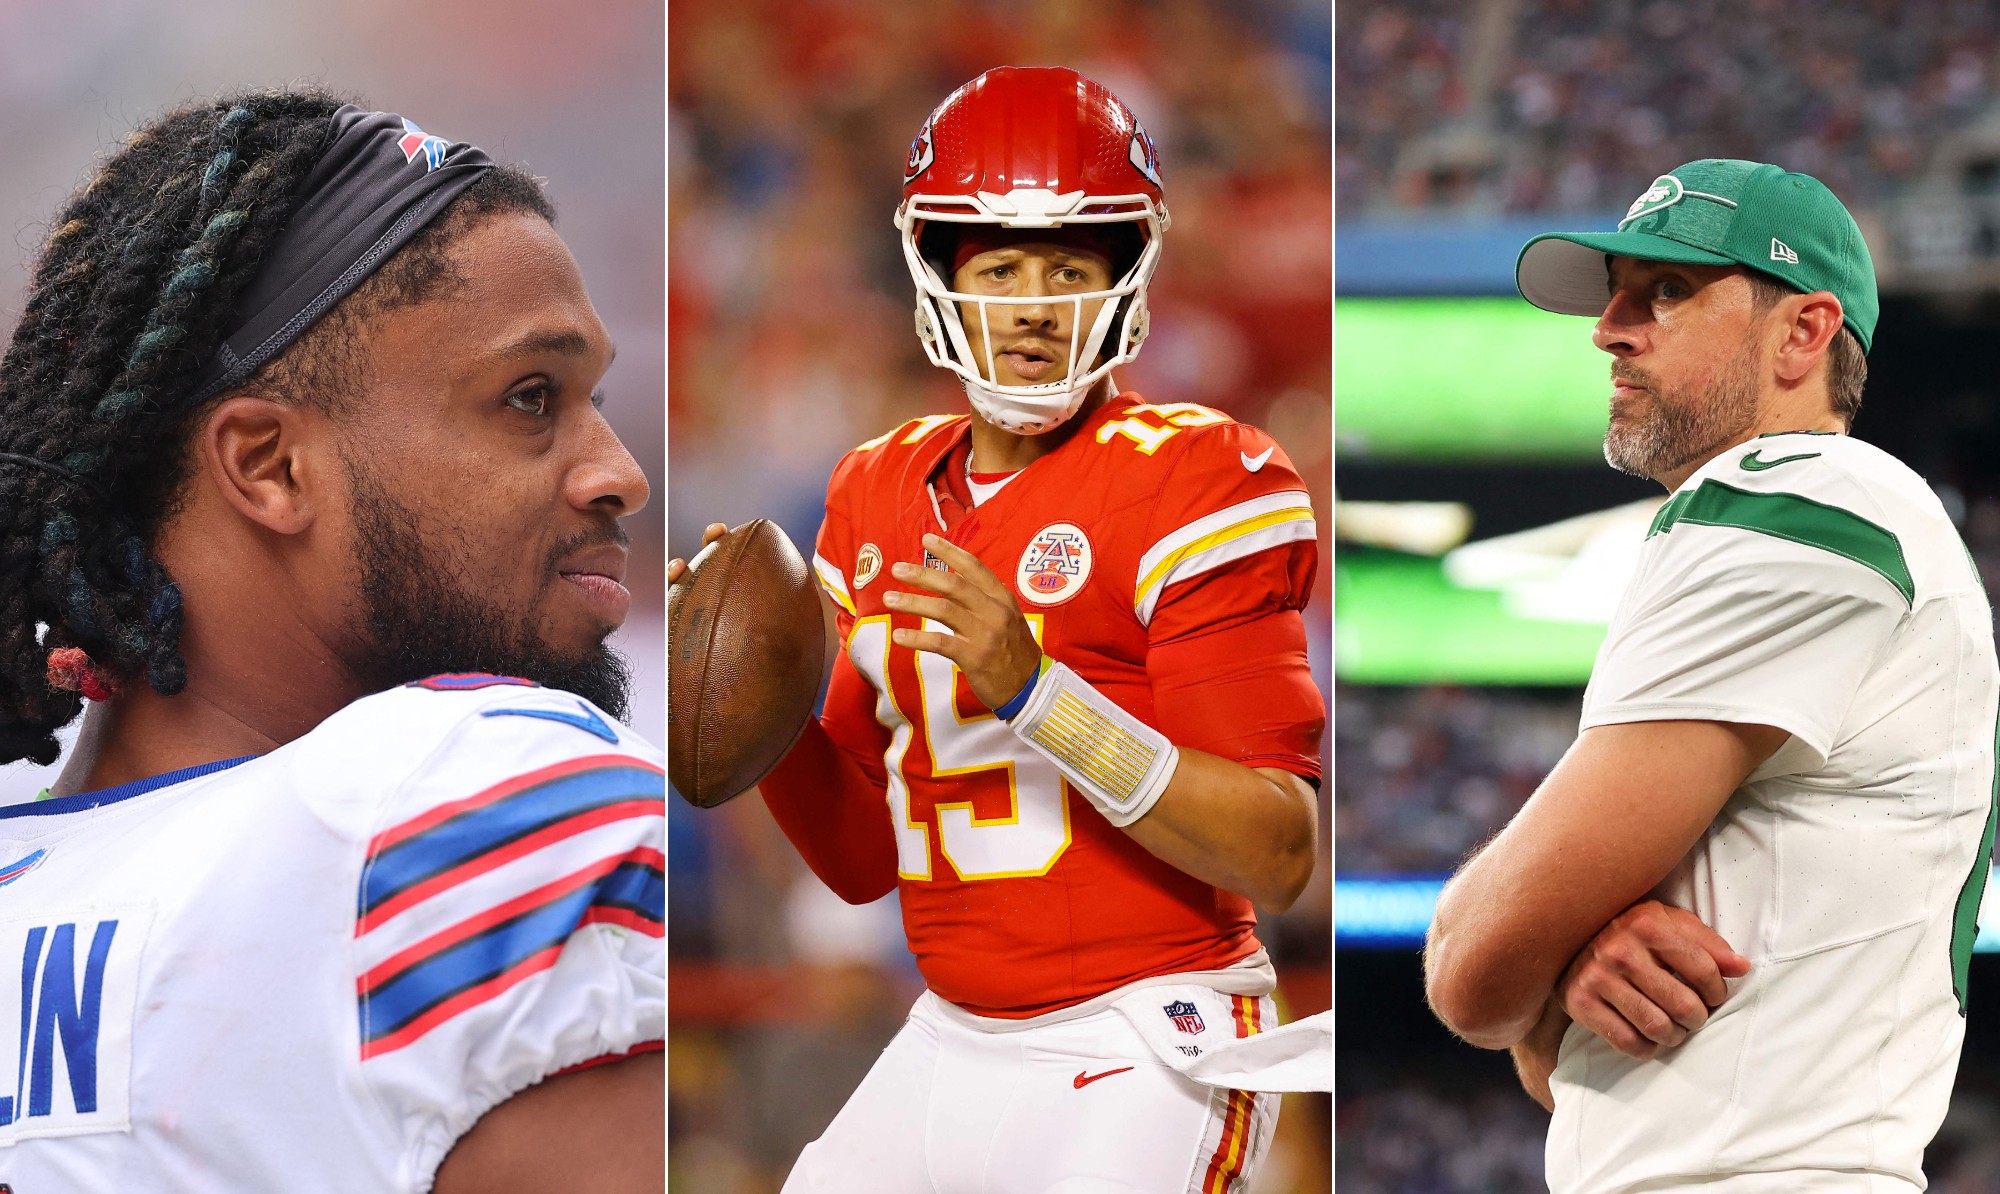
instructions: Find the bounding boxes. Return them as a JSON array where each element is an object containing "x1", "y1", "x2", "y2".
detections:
[{"x1": 180, "y1": 104, "x2": 494, "y2": 408}]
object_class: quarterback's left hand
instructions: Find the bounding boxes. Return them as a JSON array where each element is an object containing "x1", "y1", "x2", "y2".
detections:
[{"x1": 886, "y1": 534, "x2": 1041, "y2": 711}]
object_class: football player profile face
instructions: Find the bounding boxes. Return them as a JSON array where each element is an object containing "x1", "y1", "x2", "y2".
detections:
[
  {"x1": 1596, "y1": 258, "x2": 1765, "y2": 481},
  {"x1": 327, "y1": 211, "x2": 647, "y2": 717},
  {"x1": 950, "y1": 241, "x2": 1115, "y2": 389}
]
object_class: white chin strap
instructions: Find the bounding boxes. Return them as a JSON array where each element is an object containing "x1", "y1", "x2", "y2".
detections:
[{"x1": 958, "y1": 375, "x2": 1095, "y2": 436}]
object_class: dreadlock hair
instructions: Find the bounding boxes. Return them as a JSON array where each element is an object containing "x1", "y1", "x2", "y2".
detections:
[{"x1": 0, "y1": 90, "x2": 555, "y2": 767}]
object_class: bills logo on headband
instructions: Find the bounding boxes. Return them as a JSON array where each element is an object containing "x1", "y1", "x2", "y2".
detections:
[
  {"x1": 397, "y1": 118, "x2": 450, "y2": 172},
  {"x1": 905, "y1": 113, "x2": 937, "y2": 185},
  {"x1": 1164, "y1": 1000, "x2": 1206, "y2": 1035},
  {"x1": 1016, "y1": 522, "x2": 1092, "y2": 607}
]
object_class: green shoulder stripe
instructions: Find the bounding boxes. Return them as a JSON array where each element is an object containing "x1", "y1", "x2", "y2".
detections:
[
  {"x1": 1952, "y1": 726, "x2": 1999, "y2": 1015},
  {"x1": 1648, "y1": 479, "x2": 1914, "y2": 605}
]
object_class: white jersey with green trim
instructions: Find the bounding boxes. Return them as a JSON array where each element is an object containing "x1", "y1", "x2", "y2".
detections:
[{"x1": 1548, "y1": 431, "x2": 1999, "y2": 1194}]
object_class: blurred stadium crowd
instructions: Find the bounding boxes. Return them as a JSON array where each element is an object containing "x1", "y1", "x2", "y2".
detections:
[
  {"x1": 1335, "y1": 1071, "x2": 1548, "y2": 1194},
  {"x1": 1334, "y1": 685, "x2": 1576, "y2": 875},
  {"x1": 670, "y1": 0, "x2": 1331, "y2": 1188},
  {"x1": 1339, "y1": 0, "x2": 2000, "y2": 215}
]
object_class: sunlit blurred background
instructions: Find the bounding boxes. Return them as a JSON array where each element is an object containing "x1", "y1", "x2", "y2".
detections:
[
  {"x1": 669, "y1": 0, "x2": 1332, "y2": 1188},
  {"x1": 1337, "y1": 2, "x2": 2000, "y2": 1190},
  {"x1": 0, "y1": 0, "x2": 665, "y2": 802}
]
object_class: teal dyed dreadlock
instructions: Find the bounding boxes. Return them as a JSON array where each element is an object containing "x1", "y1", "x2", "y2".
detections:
[{"x1": 0, "y1": 90, "x2": 553, "y2": 765}]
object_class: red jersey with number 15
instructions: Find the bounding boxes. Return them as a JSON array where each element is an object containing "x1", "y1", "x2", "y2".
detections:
[{"x1": 807, "y1": 394, "x2": 1323, "y2": 1018}]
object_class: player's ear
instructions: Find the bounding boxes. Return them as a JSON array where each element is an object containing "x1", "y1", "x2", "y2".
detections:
[
  {"x1": 1773, "y1": 291, "x2": 1844, "y2": 385},
  {"x1": 198, "y1": 394, "x2": 328, "y2": 535}
]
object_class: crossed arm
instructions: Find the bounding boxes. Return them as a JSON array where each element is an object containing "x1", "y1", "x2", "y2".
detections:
[{"x1": 1423, "y1": 717, "x2": 1787, "y2": 1067}]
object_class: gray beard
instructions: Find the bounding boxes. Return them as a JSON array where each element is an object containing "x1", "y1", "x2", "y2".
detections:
[{"x1": 1603, "y1": 351, "x2": 1760, "y2": 483}]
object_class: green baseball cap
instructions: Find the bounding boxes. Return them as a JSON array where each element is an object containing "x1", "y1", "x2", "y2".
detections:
[{"x1": 1516, "y1": 159, "x2": 1879, "y2": 353}]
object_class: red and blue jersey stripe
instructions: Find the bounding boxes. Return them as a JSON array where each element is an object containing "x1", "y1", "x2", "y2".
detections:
[
  {"x1": 354, "y1": 754, "x2": 663, "y2": 1058},
  {"x1": 357, "y1": 754, "x2": 661, "y2": 932}
]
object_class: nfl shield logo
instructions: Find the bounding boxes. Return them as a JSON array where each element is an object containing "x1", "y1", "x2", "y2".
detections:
[{"x1": 1164, "y1": 999, "x2": 1206, "y2": 1035}]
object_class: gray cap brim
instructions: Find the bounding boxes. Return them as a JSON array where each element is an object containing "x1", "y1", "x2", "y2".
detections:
[{"x1": 1516, "y1": 231, "x2": 1737, "y2": 316}]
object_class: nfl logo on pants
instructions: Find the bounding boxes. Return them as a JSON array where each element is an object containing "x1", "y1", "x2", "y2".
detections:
[{"x1": 1164, "y1": 999, "x2": 1206, "y2": 1035}]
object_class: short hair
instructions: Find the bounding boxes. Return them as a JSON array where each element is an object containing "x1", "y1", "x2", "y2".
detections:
[
  {"x1": 1743, "y1": 271, "x2": 1867, "y2": 429},
  {"x1": 0, "y1": 90, "x2": 553, "y2": 766}
]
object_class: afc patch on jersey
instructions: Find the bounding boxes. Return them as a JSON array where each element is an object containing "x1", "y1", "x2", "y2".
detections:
[
  {"x1": 1016, "y1": 522, "x2": 1093, "y2": 606},
  {"x1": 0, "y1": 905, "x2": 150, "y2": 1144}
]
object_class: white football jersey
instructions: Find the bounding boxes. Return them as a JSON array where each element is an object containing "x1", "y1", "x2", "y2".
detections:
[
  {"x1": 1549, "y1": 433, "x2": 1999, "y2": 1193},
  {"x1": 0, "y1": 675, "x2": 665, "y2": 1191}
]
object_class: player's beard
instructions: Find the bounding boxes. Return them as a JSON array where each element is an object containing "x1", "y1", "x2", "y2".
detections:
[
  {"x1": 341, "y1": 459, "x2": 633, "y2": 721},
  {"x1": 1602, "y1": 335, "x2": 1761, "y2": 482}
]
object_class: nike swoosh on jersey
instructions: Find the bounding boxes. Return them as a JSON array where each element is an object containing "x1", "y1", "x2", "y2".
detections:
[
  {"x1": 1740, "y1": 449, "x2": 1821, "y2": 471},
  {"x1": 1073, "y1": 1066, "x2": 1135, "y2": 1088},
  {"x1": 482, "y1": 701, "x2": 618, "y2": 744},
  {"x1": 1240, "y1": 447, "x2": 1275, "y2": 472}
]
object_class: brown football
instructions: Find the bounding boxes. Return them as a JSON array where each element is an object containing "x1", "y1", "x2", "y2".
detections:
[{"x1": 668, "y1": 519, "x2": 827, "y2": 808}]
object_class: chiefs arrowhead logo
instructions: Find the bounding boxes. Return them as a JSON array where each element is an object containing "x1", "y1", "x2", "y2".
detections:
[{"x1": 905, "y1": 114, "x2": 937, "y2": 185}]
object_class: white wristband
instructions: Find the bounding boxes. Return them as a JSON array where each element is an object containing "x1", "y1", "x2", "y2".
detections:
[{"x1": 1008, "y1": 659, "x2": 1179, "y2": 827}]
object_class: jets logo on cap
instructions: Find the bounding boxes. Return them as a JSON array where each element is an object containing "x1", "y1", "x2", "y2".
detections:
[
  {"x1": 1619, "y1": 175, "x2": 1685, "y2": 227},
  {"x1": 396, "y1": 118, "x2": 450, "y2": 172}
]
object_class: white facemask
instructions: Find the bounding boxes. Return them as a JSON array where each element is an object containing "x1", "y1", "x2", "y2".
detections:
[{"x1": 895, "y1": 188, "x2": 1167, "y2": 435}]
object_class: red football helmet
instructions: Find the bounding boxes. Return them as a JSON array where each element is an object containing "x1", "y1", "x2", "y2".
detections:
[{"x1": 896, "y1": 66, "x2": 1170, "y2": 434}]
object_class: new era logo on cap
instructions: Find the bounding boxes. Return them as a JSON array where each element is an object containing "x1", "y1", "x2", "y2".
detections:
[{"x1": 1771, "y1": 238, "x2": 1799, "y2": 265}]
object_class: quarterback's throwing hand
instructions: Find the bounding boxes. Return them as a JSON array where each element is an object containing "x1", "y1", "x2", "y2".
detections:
[
  {"x1": 886, "y1": 534, "x2": 1042, "y2": 711},
  {"x1": 1558, "y1": 899, "x2": 1751, "y2": 1059}
]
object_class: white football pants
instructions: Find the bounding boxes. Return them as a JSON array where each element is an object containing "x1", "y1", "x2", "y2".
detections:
[{"x1": 780, "y1": 989, "x2": 1280, "y2": 1194}]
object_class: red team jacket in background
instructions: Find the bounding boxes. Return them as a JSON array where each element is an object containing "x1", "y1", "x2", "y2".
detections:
[{"x1": 760, "y1": 394, "x2": 1325, "y2": 1018}]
